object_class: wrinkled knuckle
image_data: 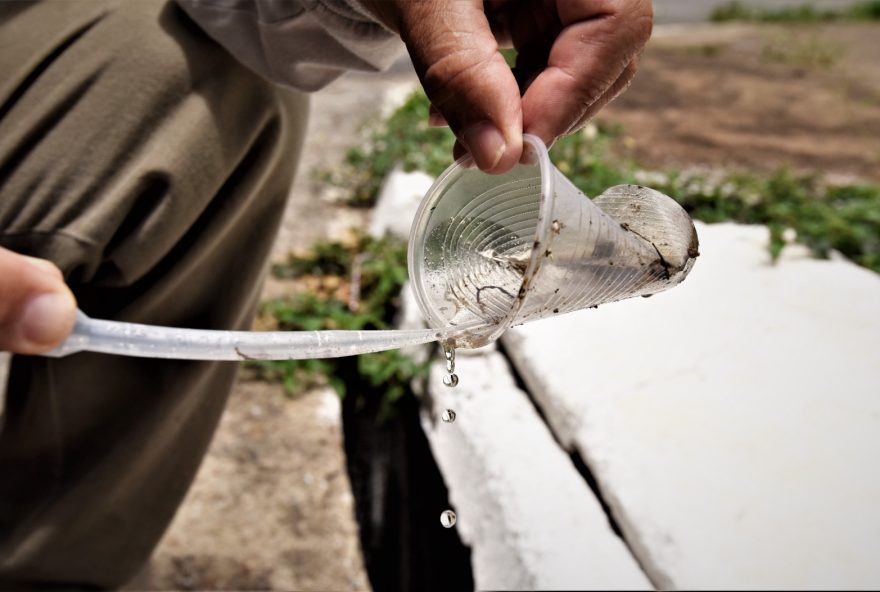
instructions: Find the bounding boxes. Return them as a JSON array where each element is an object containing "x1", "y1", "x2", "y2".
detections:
[
  {"x1": 624, "y1": 0, "x2": 654, "y2": 21},
  {"x1": 633, "y1": 13, "x2": 654, "y2": 45},
  {"x1": 421, "y1": 49, "x2": 495, "y2": 106},
  {"x1": 605, "y1": 0, "x2": 653, "y2": 47},
  {"x1": 626, "y1": 2, "x2": 654, "y2": 45}
]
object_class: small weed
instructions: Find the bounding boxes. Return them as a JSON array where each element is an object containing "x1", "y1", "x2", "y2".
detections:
[
  {"x1": 711, "y1": 0, "x2": 880, "y2": 22},
  {"x1": 500, "y1": 48, "x2": 518, "y2": 68},
  {"x1": 549, "y1": 124, "x2": 637, "y2": 197},
  {"x1": 851, "y1": 0, "x2": 880, "y2": 18},
  {"x1": 324, "y1": 90, "x2": 626, "y2": 207},
  {"x1": 271, "y1": 240, "x2": 355, "y2": 278},
  {"x1": 321, "y1": 92, "x2": 880, "y2": 276},
  {"x1": 251, "y1": 234, "x2": 430, "y2": 419},
  {"x1": 761, "y1": 31, "x2": 844, "y2": 69},
  {"x1": 318, "y1": 92, "x2": 457, "y2": 207},
  {"x1": 649, "y1": 169, "x2": 880, "y2": 269}
]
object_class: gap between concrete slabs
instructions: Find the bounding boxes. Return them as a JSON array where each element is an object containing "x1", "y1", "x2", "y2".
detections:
[
  {"x1": 373, "y1": 168, "x2": 655, "y2": 589},
  {"x1": 501, "y1": 222, "x2": 880, "y2": 589}
]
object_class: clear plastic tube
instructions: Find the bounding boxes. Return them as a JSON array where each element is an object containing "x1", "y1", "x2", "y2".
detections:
[
  {"x1": 43, "y1": 135, "x2": 696, "y2": 362},
  {"x1": 45, "y1": 310, "x2": 481, "y2": 361}
]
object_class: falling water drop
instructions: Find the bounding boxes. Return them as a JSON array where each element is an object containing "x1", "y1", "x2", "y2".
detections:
[
  {"x1": 442, "y1": 345, "x2": 459, "y2": 388},
  {"x1": 441, "y1": 409, "x2": 456, "y2": 423},
  {"x1": 440, "y1": 510, "x2": 457, "y2": 528},
  {"x1": 444, "y1": 346, "x2": 455, "y2": 374},
  {"x1": 442, "y1": 373, "x2": 459, "y2": 388}
]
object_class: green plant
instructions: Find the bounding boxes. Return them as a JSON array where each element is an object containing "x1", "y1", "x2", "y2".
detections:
[
  {"x1": 251, "y1": 234, "x2": 431, "y2": 419},
  {"x1": 711, "y1": 0, "x2": 880, "y2": 22},
  {"x1": 648, "y1": 169, "x2": 880, "y2": 270},
  {"x1": 548, "y1": 123, "x2": 636, "y2": 197},
  {"x1": 326, "y1": 90, "x2": 626, "y2": 207},
  {"x1": 851, "y1": 0, "x2": 880, "y2": 18},
  {"x1": 760, "y1": 31, "x2": 844, "y2": 69},
  {"x1": 271, "y1": 240, "x2": 355, "y2": 278},
  {"x1": 323, "y1": 90, "x2": 880, "y2": 273},
  {"x1": 710, "y1": 1, "x2": 752, "y2": 22},
  {"x1": 319, "y1": 92, "x2": 457, "y2": 207}
]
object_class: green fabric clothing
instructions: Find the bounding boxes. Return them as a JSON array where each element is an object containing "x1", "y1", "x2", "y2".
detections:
[
  {"x1": 0, "y1": 1, "x2": 308, "y2": 587},
  {"x1": 177, "y1": 0, "x2": 403, "y2": 92}
]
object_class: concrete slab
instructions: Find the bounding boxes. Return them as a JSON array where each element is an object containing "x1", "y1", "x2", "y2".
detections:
[
  {"x1": 503, "y1": 222, "x2": 880, "y2": 589},
  {"x1": 422, "y1": 350, "x2": 652, "y2": 591},
  {"x1": 379, "y1": 181, "x2": 650, "y2": 588},
  {"x1": 369, "y1": 167, "x2": 435, "y2": 240},
  {"x1": 394, "y1": 279, "x2": 651, "y2": 589}
]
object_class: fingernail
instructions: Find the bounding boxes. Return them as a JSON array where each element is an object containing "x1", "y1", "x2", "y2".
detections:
[
  {"x1": 461, "y1": 122, "x2": 506, "y2": 171},
  {"x1": 19, "y1": 292, "x2": 76, "y2": 347}
]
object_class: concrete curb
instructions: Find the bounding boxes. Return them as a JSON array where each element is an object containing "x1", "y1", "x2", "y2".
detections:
[
  {"x1": 503, "y1": 222, "x2": 880, "y2": 588},
  {"x1": 374, "y1": 168, "x2": 652, "y2": 589}
]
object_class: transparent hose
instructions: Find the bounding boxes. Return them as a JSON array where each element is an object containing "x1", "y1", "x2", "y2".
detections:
[
  {"x1": 45, "y1": 310, "x2": 481, "y2": 361},
  {"x1": 43, "y1": 134, "x2": 697, "y2": 361}
]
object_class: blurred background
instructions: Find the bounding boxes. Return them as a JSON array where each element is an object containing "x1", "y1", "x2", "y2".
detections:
[{"x1": 123, "y1": 1, "x2": 880, "y2": 590}]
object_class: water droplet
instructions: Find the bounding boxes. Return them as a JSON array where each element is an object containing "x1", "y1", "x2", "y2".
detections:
[
  {"x1": 442, "y1": 346, "x2": 459, "y2": 388},
  {"x1": 440, "y1": 510, "x2": 457, "y2": 528},
  {"x1": 441, "y1": 409, "x2": 456, "y2": 423},
  {"x1": 443, "y1": 345, "x2": 456, "y2": 374},
  {"x1": 442, "y1": 373, "x2": 459, "y2": 388}
]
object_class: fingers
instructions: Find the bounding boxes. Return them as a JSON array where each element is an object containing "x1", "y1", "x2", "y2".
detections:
[
  {"x1": 428, "y1": 104, "x2": 448, "y2": 128},
  {"x1": 521, "y1": 0, "x2": 653, "y2": 146},
  {"x1": 561, "y1": 59, "x2": 640, "y2": 137},
  {"x1": 396, "y1": 0, "x2": 523, "y2": 173},
  {"x1": 0, "y1": 247, "x2": 77, "y2": 354}
]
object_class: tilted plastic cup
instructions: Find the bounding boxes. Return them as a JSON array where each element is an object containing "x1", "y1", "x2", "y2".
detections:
[{"x1": 408, "y1": 134, "x2": 699, "y2": 349}]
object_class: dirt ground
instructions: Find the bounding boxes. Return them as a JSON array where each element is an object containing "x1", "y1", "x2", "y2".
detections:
[
  {"x1": 605, "y1": 23, "x2": 880, "y2": 181},
  {"x1": 127, "y1": 22, "x2": 879, "y2": 592}
]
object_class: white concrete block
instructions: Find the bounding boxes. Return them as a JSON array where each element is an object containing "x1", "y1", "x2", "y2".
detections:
[
  {"x1": 374, "y1": 168, "x2": 645, "y2": 588},
  {"x1": 395, "y1": 278, "x2": 648, "y2": 589},
  {"x1": 379, "y1": 80, "x2": 420, "y2": 118},
  {"x1": 503, "y1": 222, "x2": 880, "y2": 589},
  {"x1": 423, "y1": 351, "x2": 652, "y2": 590},
  {"x1": 369, "y1": 166, "x2": 435, "y2": 241}
]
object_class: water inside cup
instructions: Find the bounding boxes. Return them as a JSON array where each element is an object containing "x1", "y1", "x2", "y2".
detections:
[{"x1": 408, "y1": 135, "x2": 698, "y2": 349}]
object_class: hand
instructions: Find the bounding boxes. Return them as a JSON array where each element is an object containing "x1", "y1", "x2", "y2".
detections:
[
  {"x1": 368, "y1": 0, "x2": 653, "y2": 173},
  {"x1": 0, "y1": 246, "x2": 77, "y2": 354}
]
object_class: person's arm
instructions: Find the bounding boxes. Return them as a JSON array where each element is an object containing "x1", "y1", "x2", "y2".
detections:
[
  {"x1": 0, "y1": 246, "x2": 77, "y2": 354},
  {"x1": 179, "y1": 0, "x2": 653, "y2": 173},
  {"x1": 175, "y1": 0, "x2": 405, "y2": 92}
]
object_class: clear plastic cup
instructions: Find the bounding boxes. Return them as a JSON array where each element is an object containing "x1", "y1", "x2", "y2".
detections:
[{"x1": 407, "y1": 134, "x2": 699, "y2": 349}]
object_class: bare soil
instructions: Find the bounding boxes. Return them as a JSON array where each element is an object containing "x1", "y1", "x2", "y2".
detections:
[
  {"x1": 126, "y1": 21, "x2": 880, "y2": 592},
  {"x1": 128, "y1": 382, "x2": 369, "y2": 591},
  {"x1": 604, "y1": 23, "x2": 880, "y2": 181}
]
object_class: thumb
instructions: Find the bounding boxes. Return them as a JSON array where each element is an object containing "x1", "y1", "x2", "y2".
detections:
[
  {"x1": 395, "y1": 0, "x2": 523, "y2": 173},
  {"x1": 0, "y1": 247, "x2": 77, "y2": 354}
]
